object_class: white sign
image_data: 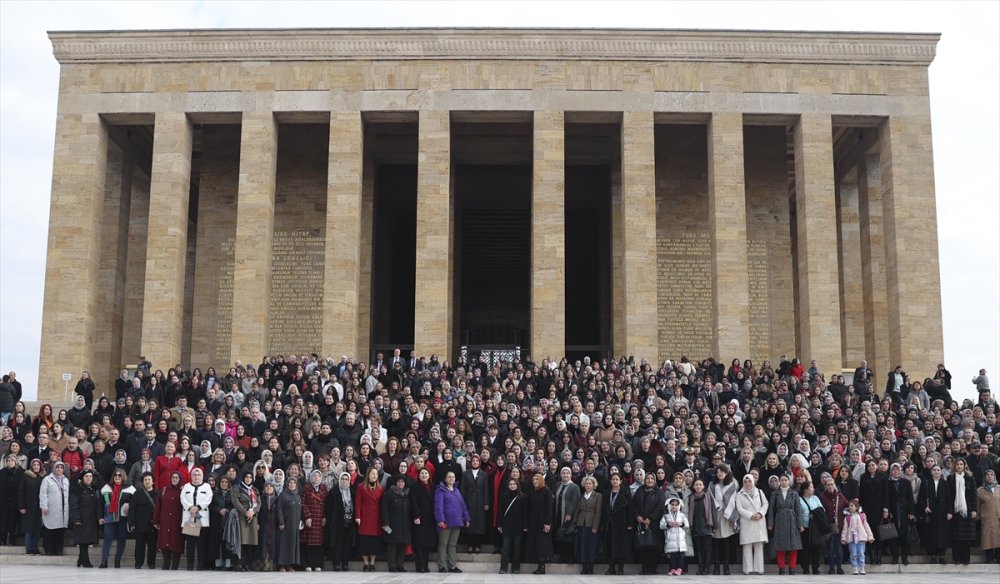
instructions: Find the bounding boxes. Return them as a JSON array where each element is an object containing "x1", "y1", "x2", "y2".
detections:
[{"x1": 61, "y1": 373, "x2": 72, "y2": 381}]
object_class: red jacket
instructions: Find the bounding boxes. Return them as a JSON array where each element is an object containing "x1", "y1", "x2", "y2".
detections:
[
  {"x1": 300, "y1": 484, "x2": 328, "y2": 546},
  {"x1": 60, "y1": 448, "x2": 86, "y2": 479},
  {"x1": 153, "y1": 455, "x2": 184, "y2": 489},
  {"x1": 354, "y1": 483, "x2": 383, "y2": 537},
  {"x1": 153, "y1": 483, "x2": 183, "y2": 552}
]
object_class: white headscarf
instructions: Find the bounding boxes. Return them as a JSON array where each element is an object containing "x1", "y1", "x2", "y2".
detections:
[{"x1": 954, "y1": 472, "x2": 968, "y2": 517}]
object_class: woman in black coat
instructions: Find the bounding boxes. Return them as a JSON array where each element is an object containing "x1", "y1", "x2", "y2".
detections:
[
  {"x1": 380, "y1": 474, "x2": 414, "y2": 572},
  {"x1": 497, "y1": 476, "x2": 527, "y2": 574},
  {"x1": 524, "y1": 473, "x2": 554, "y2": 574},
  {"x1": 885, "y1": 463, "x2": 915, "y2": 565},
  {"x1": 836, "y1": 465, "x2": 860, "y2": 502},
  {"x1": 602, "y1": 473, "x2": 633, "y2": 575},
  {"x1": 128, "y1": 472, "x2": 159, "y2": 569},
  {"x1": 17, "y1": 459, "x2": 44, "y2": 554},
  {"x1": 946, "y1": 459, "x2": 978, "y2": 565},
  {"x1": 917, "y1": 464, "x2": 952, "y2": 563},
  {"x1": 858, "y1": 461, "x2": 888, "y2": 564},
  {"x1": 326, "y1": 471, "x2": 356, "y2": 572},
  {"x1": 409, "y1": 468, "x2": 437, "y2": 573},
  {"x1": 69, "y1": 470, "x2": 103, "y2": 568},
  {"x1": 0, "y1": 454, "x2": 23, "y2": 545},
  {"x1": 460, "y1": 455, "x2": 491, "y2": 552},
  {"x1": 630, "y1": 472, "x2": 665, "y2": 575}
]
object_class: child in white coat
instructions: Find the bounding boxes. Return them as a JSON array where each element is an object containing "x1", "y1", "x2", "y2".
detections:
[
  {"x1": 841, "y1": 499, "x2": 875, "y2": 575},
  {"x1": 660, "y1": 497, "x2": 691, "y2": 575}
]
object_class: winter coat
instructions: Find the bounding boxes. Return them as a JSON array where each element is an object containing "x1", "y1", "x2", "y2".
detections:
[
  {"x1": 659, "y1": 506, "x2": 690, "y2": 554},
  {"x1": 410, "y1": 481, "x2": 437, "y2": 547},
  {"x1": 0, "y1": 466, "x2": 22, "y2": 536},
  {"x1": 355, "y1": 482, "x2": 384, "y2": 537},
  {"x1": 524, "y1": 485, "x2": 554, "y2": 562},
  {"x1": 977, "y1": 485, "x2": 1000, "y2": 550},
  {"x1": 946, "y1": 472, "x2": 979, "y2": 542},
  {"x1": 859, "y1": 472, "x2": 888, "y2": 533},
  {"x1": 39, "y1": 473, "x2": 70, "y2": 529},
  {"x1": 461, "y1": 468, "x2": 490, "y2": 535},
  {"x1": 381, "y1": 485, "x2": 414, "y2": 544},
  {"x1": 575, "y1": 491, "x2": 602, "y2": 529},
  {"x1": 128, "y1": 486, "x2": 159, "y2": 534},
  {"x1": 230, "y1": 484, "x2": 261, "y2": 546},
  {"x1": 299, "y1": 484, "x2": 326, "y2": 546},
  {"x1": 326, "y1": 485, "x2": 356, "y2": 550},
  {"x1": 734, "y1": 487, "x2": 769, "y2": 545},
  {"x1": 886, "y1": 477, "x2": 914, "y2": 534},
  {"x1": 498, "y1": 489, "x2": 527, "y2": 535},
  {"x1": 69, "y1": 481, "x2": 103, "y2": 545},
  {"x1": 553, "y1": 480, "x2": 582, "y2": 543},
  {"x1": 709, "y1": 480, "x2": 738, "y2": 539},
  {"x1": 274, "y1": 489, "x2": 302, "y2": 565},
  {"x1": 840, "y1": 511, "x2": 874, "y2": 544},
  {"x1": 917, "y1": 478, "x2": 952, "y2": 549},
  {"x1": 767, "y1": 488, "x2": 803, "y2": 551},
  {"x1": 17, "y1": 469, "x2": 43, "y2": 533},
  {"x1": 434, "y1": 482, "x2": 470, "y2": 530},
  {"x1": 602, "y1": 488, "x2": 632, "y2": 561},
  {"x1": 154, "y1": 483, "x2": 184, "y2": 552},
  {"x1": 179, "y1": 481, "x2": 213, "y2": 527},
  {"x1": 630, "y1": 486, "x2": 665, "y2": 548}
]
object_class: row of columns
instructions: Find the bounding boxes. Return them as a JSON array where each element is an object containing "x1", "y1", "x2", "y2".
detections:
[{"x1": 39, "y1": 109, "x2": 943, "y2": 399}]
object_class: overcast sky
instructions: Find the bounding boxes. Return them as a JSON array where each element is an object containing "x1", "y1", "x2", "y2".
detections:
[{"x1": 1, "y1": 1, "x2": 997, "y2": 404}]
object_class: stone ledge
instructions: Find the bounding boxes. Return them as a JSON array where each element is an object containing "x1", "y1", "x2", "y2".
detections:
[{"x1": 49, "y1": 28, "x2": 939, "y2": 66}]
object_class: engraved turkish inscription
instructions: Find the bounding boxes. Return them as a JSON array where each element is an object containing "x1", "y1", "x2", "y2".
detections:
[
  {"x1": 268, "y1": 228, "x2": 324, "y2": 355},
  {"x1": 657, "y1": 232, "x2": 712, "y2": 358},
  {"x1": 214, "y1": 236, "x2": 235, "y2": 362},
  {"x1": 747, "y1": 239, "x2": 771, "y2": 362}
]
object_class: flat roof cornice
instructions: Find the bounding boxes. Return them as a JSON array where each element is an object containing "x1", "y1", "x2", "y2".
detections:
[{"x1": 48, "y1": 28, "x2": 939, "y2": 66}]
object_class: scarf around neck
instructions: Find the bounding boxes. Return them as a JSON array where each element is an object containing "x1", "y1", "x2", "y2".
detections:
[{"x1": 954, "y1": 473, "x2": 968, "y2": 516}]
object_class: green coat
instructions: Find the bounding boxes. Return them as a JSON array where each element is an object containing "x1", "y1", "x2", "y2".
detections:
[{"x1": 231, "y1": 484, "x2": 261, "y2": 546}]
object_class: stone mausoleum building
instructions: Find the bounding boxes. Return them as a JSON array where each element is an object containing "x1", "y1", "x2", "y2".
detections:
[{"x1": 38, "y1": 28, "x2": 944, "y2": 401}]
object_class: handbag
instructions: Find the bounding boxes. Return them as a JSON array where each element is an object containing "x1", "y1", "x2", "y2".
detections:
[
  {"x1": 556, "y1": 519, "x2": 577, "y2": 541},
  {"x1": 635, "y1": 524, "x2": 656, "y2": 548},
  {"x1": 877, "y1": 521, "x2": 898, "y2": 541},
  {"x1": 182, "y1": 519, "x2": 202, "y2": 537},
  {"x1": 906, "y1": 523, "x2": 921, "y2": 547}
]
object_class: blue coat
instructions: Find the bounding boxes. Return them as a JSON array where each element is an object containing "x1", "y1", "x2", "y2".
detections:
[{"x1": 434, "y1": 483, "x2": 470, "y2": 531}]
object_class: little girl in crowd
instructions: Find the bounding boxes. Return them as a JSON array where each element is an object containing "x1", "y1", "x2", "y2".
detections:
[
  {"x1": 841, "y1": 499, "x2": 875, "y2": 575},
  {"x1": 660, "y1": 497, "x2": 691, "y2": 576}
]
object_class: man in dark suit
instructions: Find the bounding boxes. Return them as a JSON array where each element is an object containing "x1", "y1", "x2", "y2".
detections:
[
  {"x1": 389, "y1": 348, "x2": 404, "y2": 370},
  {"x1": 408, "y1": 350, "x2": 422, "y2": 372}
]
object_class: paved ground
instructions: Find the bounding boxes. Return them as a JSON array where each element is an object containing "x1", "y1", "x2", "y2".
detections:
[{"x1": 0, "y1": 565, "x2": 996, "y2": 583}]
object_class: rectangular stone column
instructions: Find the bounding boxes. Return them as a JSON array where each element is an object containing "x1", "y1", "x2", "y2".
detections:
[
  {"x1": 835, "y1": 178, "x2": 866, "y2": 366},
  {"x1": 619, "y1": 111, "x2": 659, "y2": 361},
  {"x1": 531, "y1": 111, "x2": 565, "y2": 361},
  {"x1": 414, "y1": 110, "x2": 453, "y2": 358},
  {"x1": 140, "y1": 112, "x2": 193, "y2": 371},
  {"x1": 230, "y1": 112, "x2": 278, "y2": 364},
  {"x1": 856, "y1": 153, "x2": 891, "y2": 377},
  {"x1": 37, "y1": 113, "x2": 108, "y2": 402},
  {"x1": 323, "y1": 111, "x2": 365, "y2": 359},
  {"x1": 610, "y1": 161, "x2": 625, "y2": 357},
  {"x1": 120, "y1": 167, "x2": 150, "y2": 367},
  {"x1": 878, "y1": 115, "x2": 944, "y2": 371},
  {"x1": 708, "y1": 113, "x2": 751, "y2": 361},
  {"x1": 793, "y1": 114, "x2": 843, "y2": 371}
]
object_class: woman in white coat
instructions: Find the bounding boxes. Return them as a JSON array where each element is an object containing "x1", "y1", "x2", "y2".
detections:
[
  {"x1": 179, "y1": 467, "x2": 213, "y2": 570},
  {"x1": 733, "y1": 474, "x2": 769, "y2": 575},
  {"x1": 39, "y1": 460, "x2": 70, "y2": 555}
]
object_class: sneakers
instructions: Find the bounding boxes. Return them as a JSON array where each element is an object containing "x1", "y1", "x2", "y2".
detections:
[
  {"x1": 853, "y1": 567, "x2": 860, "y2": 575},
  {"x1": 859, "y1": 568, "x2": 866, "y2": 575}
]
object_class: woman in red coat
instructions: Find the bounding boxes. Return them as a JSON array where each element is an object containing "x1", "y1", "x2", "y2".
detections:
[
  {"x1": 153, "y1": 441, "x2": 183, "y2": 489},
  {"x1": 301, "y1": 470, "x2": 328, "y2": 571},
  {"x1": 153, "y1": 471, "x2": 184, "y2": 570},
  {"x1": 354, "y1": 467, "x2": 383, "y2": 572}
]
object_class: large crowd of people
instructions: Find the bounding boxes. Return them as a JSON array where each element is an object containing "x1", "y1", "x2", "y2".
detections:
[{"x1": 0, "y1": 352, "x2": 997, "y2": 575}]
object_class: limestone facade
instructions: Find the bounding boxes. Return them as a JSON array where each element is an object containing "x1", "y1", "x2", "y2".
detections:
[{"x1": 37, "y1": 28, "x2": 945, "y2": 400}]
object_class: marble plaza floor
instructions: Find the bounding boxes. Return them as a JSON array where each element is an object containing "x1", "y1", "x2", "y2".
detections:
[{"x1": 0, "y1": 565, "x2": 997, "y2": 584}]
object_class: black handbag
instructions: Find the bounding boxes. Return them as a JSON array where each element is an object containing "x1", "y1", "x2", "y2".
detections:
[
  {"x1": 877, "y1": 521, "x2": 898, "y2": 541},
  {"x1": 635, "y1": 524, "x2": 656, "y2": 548},
  {"x1": 556, "y1": 520, "x2": 577, "y2": 541},
  {"x1": 906, "y1": 523, "x2": 921, "y2": 547}
]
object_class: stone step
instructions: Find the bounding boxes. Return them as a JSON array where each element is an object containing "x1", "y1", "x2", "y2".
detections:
[{"x1": 0, "y1": 546, "x2": 993, "y2": 573}]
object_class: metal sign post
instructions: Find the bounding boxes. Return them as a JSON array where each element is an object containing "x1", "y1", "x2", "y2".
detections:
[{"x1": 62, "y1": 373, "x2": 72, "y2": 403}]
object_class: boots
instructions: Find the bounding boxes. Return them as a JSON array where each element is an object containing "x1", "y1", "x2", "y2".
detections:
[
  {"x1": 170, "y1": 552, "x2": 181, "y2": 570},
  {"x1": 605, "y1": 564, "x2": 616, "y2": 575},
  {"x1": 532, "y1": 563, "x2": 546, "y2": 574},
  {"x1": 162, "y1": 551, "x2": 171, "y2": 570}
]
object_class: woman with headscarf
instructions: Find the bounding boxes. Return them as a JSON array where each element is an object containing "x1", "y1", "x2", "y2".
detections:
[
  {"x1": 230, "y1": 469, "x2": 260, "y2": 571},
  {"x1": 327, "y1": 471, "x2": 356, "y2": 572},
  {"x1": 179, "y1": 467, "x2": 212, "y2": 570},
  {"x1": 858, "y1": 459, "x2": 887, "y2": 564},
  {"x1": 18, "y1": 458, "x2": 44, "y2": 555},
  {"x1": 153, "y1": 470, "x2": 184, "y2": 570},
  {"x1": 733, "y1": 473, "x2": 769, "y2": 575},
  {"x1": 916, "y1": 463, "x2": 951, "y2": 564},
  {"x1": 69, "y1": 468, "x2": 102, "y2": 568},
  {"x1": 602, "y1": 472, "x2": 632, "y2": 575},
  {"x1": 551, "y1": 466, "x2": 581, "y2": 563},
  {"x1": 275, "y1": 475, "x2": 302, "y2": 572},
  {"x1": 206, "y1": 473, "x2": 233, "y2": 570},
  {"x1": 300, "y1": 469, "x2": 327, "y2": 571},
  {"x1": 460, "y1": 453, "x2": 490, "y2": 553},
  {"x1": 977, "y1": 469, "x2": 1000, "y2": 563},
  {"x1": 99, "y1": 467, "x2": 135, "y2": 568},
  {"x1": 497, "y1": 476, "x2": 526, "y2": 574},
  {"x1": 407, "y1": 466, "x2": 436, "y2": 573},
  {"x1": 630, "y1": 471, "x2": 665, "y2": 575},
  {"x1": 356, "y1": 466, "x2": 385, "y2": 571},
  {"x1": 0, "y1": 453, "x2": 23, "y2": 545},
  {"x1": 381, "y1": 473, "x2": 415, "y2": 572},
  {"x1": 128, "y1": 448, "x2": 154, "y2": 489},
  {"x1": 39, "y1": 460, "x2": 70, "y2": 556},
  {"x1": 767, "y1": 473, "x2": 804, "y2": 574},
  {"x1": 946, "y1": 457, "x2": 978, "y2": 565},
  {"x1": 129, "y1": 471, "x2": 159, "y2": 569},
  {"x1": 523, "y1": 472, "x2": 553, "y2": 574},
  {"x1": 884, "y1": 462, "x2": 914, "y2": 565}
]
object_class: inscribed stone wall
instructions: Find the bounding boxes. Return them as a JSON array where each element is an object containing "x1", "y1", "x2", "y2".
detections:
[
  {"x1": 744, "y1": 126, "x2": 796, "y2": 366},
  {"x1": 655, "y1": 125, "x2": 712, "y2": 360},
  {"x1": 190, "y1": 124, "x2": 240, "y2": 370},
  {"x1": 267, "y1": 124, "x2": 328, "y2": 356}
]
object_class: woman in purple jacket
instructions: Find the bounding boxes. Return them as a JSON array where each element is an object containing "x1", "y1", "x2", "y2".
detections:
[{"x1": 434, "y1": 470, "x2": 470, "y2": 573}]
